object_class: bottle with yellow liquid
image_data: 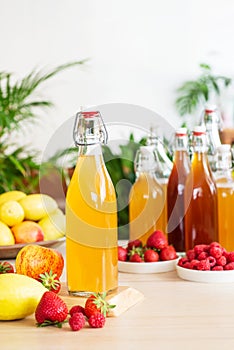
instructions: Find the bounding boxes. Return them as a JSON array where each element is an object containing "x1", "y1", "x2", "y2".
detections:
[
  {"x1": 66, "y1": 111, "x2": 118, "y2": 296},
  {"x1": 215, "y1": 144, "x2": 234, "y2": 251},
  {"x1": 129, "y1": 145, "x2": 165, "y2": 245}
]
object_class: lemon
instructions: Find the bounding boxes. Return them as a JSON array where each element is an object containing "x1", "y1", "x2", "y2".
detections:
[
  {"x1": 0, "y1": 191, "x2": 26, "y2": 206},
  {"x1": 38, "y1": 212, "x2": 65, "y2": 240},
  {"x1": 0, "y1": 273, "x2": 47, "y2": 320},
  {"x1": 0, "y1": 200, "x2": 25, "y2": 227},
  {"x1": 19, "y1": 194, "x2": 58, "y2": 221},
  {"x1": 0, "y1": 221, "x2": 15, "y2": 245}
]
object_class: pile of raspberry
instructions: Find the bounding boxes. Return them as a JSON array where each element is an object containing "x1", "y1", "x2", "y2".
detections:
[{"x1": 178, "y1": 242, "x2": 234, "y2": 271}]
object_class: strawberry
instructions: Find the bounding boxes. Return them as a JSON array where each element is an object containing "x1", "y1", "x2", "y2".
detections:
[
  {"x1": 69, "y1": 312, "x2": 86, "y2": 331},
  {"x1": 144, "y1": 249, "x2": 159, "y2": 262},
  {"x1": 127, "y1": 239, "x2": 142, "y2": 251},
  {"x1": 38, "y1": 270, "x2": 61, "y2": 294},
  {"x1": 118, "y1": 246, "x2": 128, "y2": 261},
  {"x1": 129, "y1": 253, "x2": 143, "y2": 262},
  {"x1": 35, "y1": 291, "x2": 68, "y2": 327},
  {"x1": 69, "y1": 305, "x2": 86, "y2": 316},
  {"x1": 0, "y1": 261, "x2": 14, "y2": 274},
  {"x1": 88, "y1": 312, "x2": 106, "y2": 328},
  {"x1": 146, "y1": 230, "x2": 168, "y2": 250},
  {"x1": 84, "y1": 292, "x2": 115, "y2": 318},
  {"x1": 159, "y1": 245, "x2": 177, "y2": 261}
]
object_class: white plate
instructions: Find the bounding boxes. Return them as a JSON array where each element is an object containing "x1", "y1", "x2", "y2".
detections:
[
  {"x1": 0, "y1": 237, "x2": 65, "y2": 259},
  {"x1": 118, "y1": 258, "x2": 179, "y2": 274},
  {"x1": 176, "y1": 264, "x2": 234, "y2": 283}
]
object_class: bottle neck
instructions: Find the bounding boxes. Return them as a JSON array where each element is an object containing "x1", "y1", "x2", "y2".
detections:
[{"x1": 78, "y1": 144, "x2": 103, "y2": 157}]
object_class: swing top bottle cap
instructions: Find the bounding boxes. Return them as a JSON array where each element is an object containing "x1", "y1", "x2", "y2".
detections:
[
  {"x1": 175, "y1": 127, "x2": 187, "y2": 136},
  {"x1": 193, "y1": 125, "x2": 206, "y2": 136}
]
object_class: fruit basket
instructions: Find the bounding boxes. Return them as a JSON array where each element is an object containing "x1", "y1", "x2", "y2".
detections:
[{"x1": 0, "y1": 237, "x2": 65, "y2": 259}]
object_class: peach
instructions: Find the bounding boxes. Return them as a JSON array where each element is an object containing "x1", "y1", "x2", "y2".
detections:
[{"x1": 11, "y1": 220, "x2": 44, "y2": 244}]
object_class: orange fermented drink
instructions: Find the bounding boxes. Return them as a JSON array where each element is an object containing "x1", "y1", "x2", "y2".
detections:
[
  {"x1": 129, "y1": 146, "x2": 165, "y2": 245},
  {"x1": 184, "y1": 126, "x2": 218, "y2": 250},
  {"x1": 66, "y1": 111, "x2": 118, "y2": 296},
  {"x1": 215, "y1": 145, "x2": 234, "y2": 251},
  {"x1": 167, "y1": 128, "x2": 190, "y2": 252}
]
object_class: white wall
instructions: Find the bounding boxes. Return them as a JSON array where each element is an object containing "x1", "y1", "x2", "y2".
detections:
[{"x1": 1, "y1": 0, "x2": 234, "y2": 157}]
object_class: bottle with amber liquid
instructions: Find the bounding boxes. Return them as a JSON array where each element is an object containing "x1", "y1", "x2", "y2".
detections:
[
  {"x1": 129, "y1": 145, "x2": 165, "y2": 245},
  {"x1": 184, "y1": 126, "x2": 218, "y2": 251},
  {"x1": 215, "y1": 144, "x2": 234, "y2": 251},
  {"x1": 66, "y1": 111, "x2": 118, "y2": 296},
  {"x1": 167, "y1": 128, "x2": 190, "y2": 252}
]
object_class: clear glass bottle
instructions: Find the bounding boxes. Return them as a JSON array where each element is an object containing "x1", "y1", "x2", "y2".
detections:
[
  {"x1": 184, "y1": 126, "x2": 218, "y2": 250},
  {"x1": 66, "y1": 111, "x2": 118, "y2": 296},
  {"x1": 129, "y1": 145, "x2": 166, "y2": 245},
  {"x1": 215, "y1": 144, "x2": 234, "y2": 251},
  {"x1": 200, "y1": 104, "x2": 222, "y2": 172},
  {"x1": 167, "y1": 128, "x2": 190, "y2": 252}
]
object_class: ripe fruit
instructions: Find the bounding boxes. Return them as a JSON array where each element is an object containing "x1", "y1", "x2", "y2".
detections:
[
  {"x1": 88, "y1": 312, "x2": 106, "y2": 328},
  {"x1": 39, "y1": 270, "x2": 61, "y2": 294},
  {"x1": 0, "y1": 200, "x2": 24, "y2": 226},
  {"x1": 144, "y1": 249, "x2": 159, "y2": 262},
  {"x1": 69, "y1": 312, "x2": 86, "y2": 331},
  {"x1": 0, "y1": 261, "x2": 14, "y2": 274},
  {"x1": 19, "y1": 194, "x2": 58, "y2": 221},
  {"x1": 84, "y1": 292, "x2": 115, "y2": 318},
  {"x1": 0, "y1": 273, "x2": 47, "y2": 320},
  {"x1": 127, "y1": 239, "x2": 142, "y2": 251},
  {"x1": 35, "y1": 291, "x2": 68, "y2": 327},
  {"x1": 0, "y1": 191, "x2": 26, "y2": 206},
  {"x1": 38, "y1": 212, "x2": 65, "y2": 241},
  {"x1": 129, "y1": 253, "x2": 143, "y2": 262},
  {"x1": 146, "y1": 230, "x2": 168, "y2": 250},
  {"x1": 0, "y1": 221, "x2": 15, "y2": 245},
  {"x1": 69, "y1": 305, "x2": 86, "y2": 316},
  {"x1": 118, "y1": 246, "x2": 128, "y2": 261},
  {"x1": 160, "y1": 245, "x2": 177, "y2": 261},
  {"x1": 12, "y1": 220, "x2": 44, "y2": 244},
  {"x1": 15, "y1": 244, "x2": 64, "y2": 280}
]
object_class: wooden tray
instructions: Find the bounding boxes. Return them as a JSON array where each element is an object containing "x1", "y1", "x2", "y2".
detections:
[{"x1": 60, "y1": 283, "x2": 144, "y2": 317}]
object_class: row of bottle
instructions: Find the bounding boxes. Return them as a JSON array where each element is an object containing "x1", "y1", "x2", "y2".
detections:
[{"x1": 129, "y1": 123, "x2": 234, "y2": 254}]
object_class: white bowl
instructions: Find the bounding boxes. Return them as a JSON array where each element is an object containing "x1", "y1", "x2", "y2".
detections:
[
  {"x1": 176, "y1": 264, "x2": 234, "y2": 283},
  {"x1": 118, "y1": 258, "x2": 179, "y2": 274}
]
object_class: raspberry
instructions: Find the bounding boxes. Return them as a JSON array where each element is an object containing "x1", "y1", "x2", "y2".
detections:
[
  {"x1": 187, "y1": 249, "x2": 196, "y2": 261},
  {"x1": 222, "y1": 248, "x2": 229, "y2": 259},
  {"x1": 224, "y1": 262, "x2": 234, "y2": 270},
  {"x1": 69, "y1": 312, "x2": 86, "y2": 331},
  {"x1": 194, "y1": 245, "x2": 209, "y2": 257},
  {"x1": 212, "y1": 266, "x2": 223, "y2": 271},
  {"x1": 207, "y1": 256, "x2": 216, "y2": 267},
  {"x1": 69, "y1": 305, "x2": 86, "y2": 316},
  {"x1": 183, "y1": 262, "x2": 192, "y2": 269},
  {"x1": 190, "y1": 259, "x2": 199, "y2": 270},
  {"x1": 197, "y1": 259, "x2": 210, "y2": 271},
  {"x1": 227, "y1": 251, "x2": 234, "y2": 262},
  {"x1": 216, "y1": 256, "x2": 227, "y2": 266},
  {"x1": 178, "y1": 257, "x2": 189, "y2": 267},
  {"x1": 88, "y1": 312, "x2": 106, "y2": 328},
  {"x1": 197, "y1": 252, "x2": 208, "y2": 260},
  {"x1": 209, "y1": 242, "x2": 221, "y2": 249},
  {"x1": 209, "y1": 246, "x2": 222, "y2": 259}
]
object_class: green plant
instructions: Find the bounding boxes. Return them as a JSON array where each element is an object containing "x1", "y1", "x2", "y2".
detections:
[
  {"x1": 175, "y1": 63, "x2": 232, "y2": 117},
  {"x1": 0, "y1": 60, "x2": 86, "y2": 193}
]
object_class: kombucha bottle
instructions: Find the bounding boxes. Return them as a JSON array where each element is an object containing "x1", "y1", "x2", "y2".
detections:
[
  {"x1": 129, "y1": 145, "x2": 165, "y2": 245},
  {"x1": 167, "y1": 128, "x2": 190, "y2": 252},
  {"x1": 147, "y1": 126, "x2": 173, "y2": 234},
  {"x1": 215, "y1": 144, "x2": 234, "y2": 251},
  {"x1": 66, "y1": 111, "x2": 118, "y2": 296},
  {"x1": 184, "y1": 126, "x2": 218, "y2": 250}
]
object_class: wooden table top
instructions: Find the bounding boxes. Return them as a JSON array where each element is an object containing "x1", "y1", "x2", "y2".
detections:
[{"x1": 1, "y1": 243, "x2": 234, "y2": 350}]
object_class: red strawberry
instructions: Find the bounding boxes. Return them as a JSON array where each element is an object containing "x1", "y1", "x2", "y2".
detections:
[
  {"x1": 118, "y1": 246, "x2": 128, "y2": 261},
  {"x1": 35, "y1": 291, "x2": 68, "y2": 327},
  {"x1": 69, "y1": 305, "x2": 86, "y2": 316},
  {"x1": 0, "y1": 261, "x2": 14, "y2": 274},
  {"x1": 146, "y1": 230, "x2": 168, "y2": 250},
  {"x1": 69, "y1": 312, "x2": 86, "y2": 331},
  {"x1": 84, "y1": 292, "x2": 115, "y2": 318},
  {"x1": 159, "y1": 245, "x2": 177, "y2": 261},
  {"x1": 88, "y1": 312, "x2": 106, "y2": 328},
  {"x1": 38, "y1": 270, "x2": 61, "y2": 294},
  {"x1": 129, "y1": 253, "x2": 143, "y2": 262},
  {"x1": 127, "y1": 239, "x2": 142, "y2": 251},
  {"x1": 144, "y1": 249, "x2": 159, "y2": 262}
]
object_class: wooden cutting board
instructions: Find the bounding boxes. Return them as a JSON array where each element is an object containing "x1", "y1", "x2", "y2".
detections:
[{"x1": 60, "y1": 283, "x2": 144, "y2": 317}]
